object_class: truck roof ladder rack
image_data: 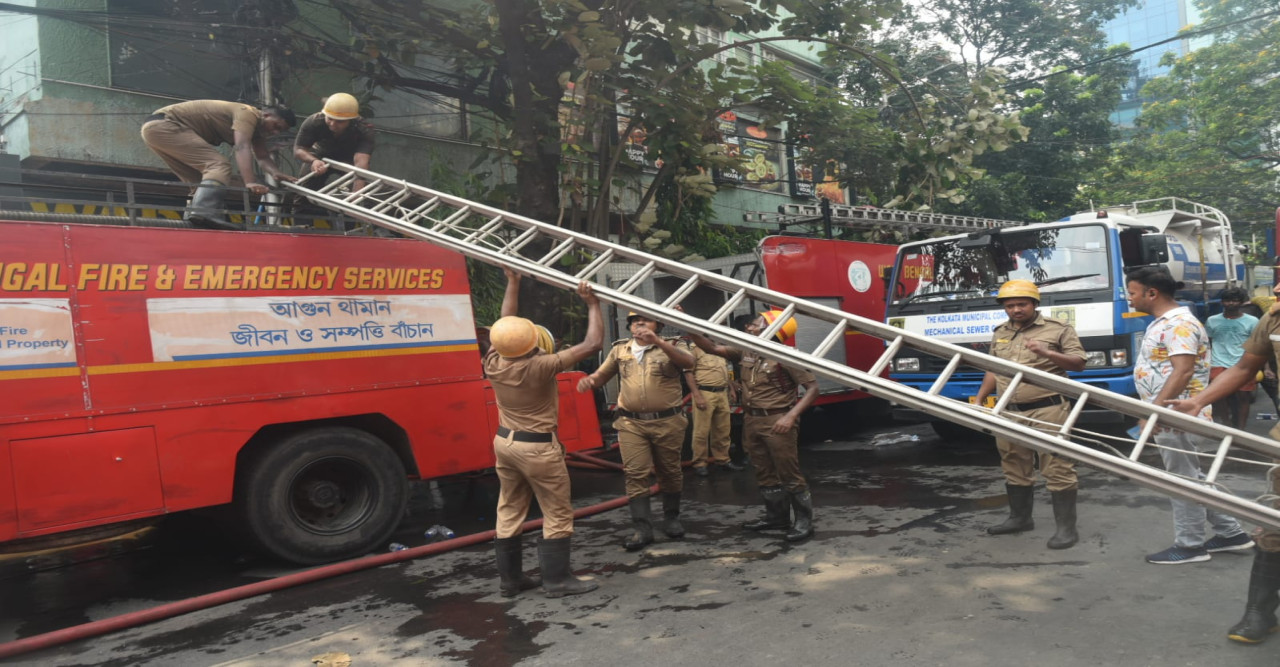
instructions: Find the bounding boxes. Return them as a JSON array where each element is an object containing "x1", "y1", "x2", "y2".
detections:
[{"x1": 286, "y1": 160, "x2": 1280, "y2": 531}]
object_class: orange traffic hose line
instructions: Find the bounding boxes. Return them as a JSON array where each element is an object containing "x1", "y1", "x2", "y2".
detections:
[
  {"x1": 0, "y1": 485, "x2": 657, "y2": 661},
  {"x1": 566, "y1": 450, "x2": 625, "y2": 471}
]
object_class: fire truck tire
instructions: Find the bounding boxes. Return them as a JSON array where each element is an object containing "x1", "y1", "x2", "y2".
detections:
[{"x1": 238, "y1": 428, "x2": 408, "y2": 564}]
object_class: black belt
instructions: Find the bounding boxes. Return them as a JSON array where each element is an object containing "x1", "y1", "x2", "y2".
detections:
[
  {"x1": 143, "y1": 112, "x2": 167, "y2": 123},
  {"x1": 746, "y1": 407, "x2": 791, "y2": 417},
  {"x1": 1009, "y1": 395, "x2": 1065, "y2": 412},
  {"x1": 617, "y1": 406, "x2": 682, "y2": 420},
  {"x1": 697, "y1": 385, "x2": 726, "y2": 393},
  {"x1": 496, "y1": 426, "x2": 554, "y2": 443}
]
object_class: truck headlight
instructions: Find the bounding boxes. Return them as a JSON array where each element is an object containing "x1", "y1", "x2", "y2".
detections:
[
  {"x1": 1084, "y1": 349, "x2": 1129, "y2": 367},
  {"x1": 894, "y1": 357, "x2": 921, "y2": 372},
  {"x1": 1085, "y1": 351, "x2": 1107, "y2": 368},
  {"x1": 1109, "y1": 348, "x2": 1128, "y2": 366}
]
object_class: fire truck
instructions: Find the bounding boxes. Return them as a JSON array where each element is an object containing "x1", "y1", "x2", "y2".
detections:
[{"x1": 0, "y1": 220, "x2": 601, "y2": 564}]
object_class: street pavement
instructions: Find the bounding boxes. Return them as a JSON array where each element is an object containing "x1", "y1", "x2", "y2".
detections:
[{"x1": 4, "y1": 396, "x2": 1280, "y2": 666}]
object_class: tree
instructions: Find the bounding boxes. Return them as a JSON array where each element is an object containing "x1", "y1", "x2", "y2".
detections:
[{"x1": 1079, "y1": 0, "x2": 1280, "y2": 230}]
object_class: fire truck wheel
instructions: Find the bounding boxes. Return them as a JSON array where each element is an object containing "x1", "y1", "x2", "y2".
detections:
[{"x1": 238, "y1": 427, "x2": 408, "y2": 564}]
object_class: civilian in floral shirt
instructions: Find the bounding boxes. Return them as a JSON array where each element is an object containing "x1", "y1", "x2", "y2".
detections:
[{"x1": 1127, "y1": 266, "x2": 1251, "y2": 565}]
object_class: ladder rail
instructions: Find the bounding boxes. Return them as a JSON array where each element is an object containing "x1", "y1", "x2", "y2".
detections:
[{"x1": 283, "y1": 162, "x2": 1280, "y2": 530}]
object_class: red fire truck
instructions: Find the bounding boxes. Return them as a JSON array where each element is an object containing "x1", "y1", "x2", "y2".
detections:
[
  {"x1": 758, "y1": 235, "x2": 897, "y2": 405},
  {"x1": 0, "y1": 221, "x2": 600, "y2": 564}
]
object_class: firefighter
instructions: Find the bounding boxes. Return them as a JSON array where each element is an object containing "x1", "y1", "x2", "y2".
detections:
[
  {"x1": 578, "y1": 311, "x2": 695, "y2": 550},
  {"x1": 683, "y1": 309, "x2": 820, "y2": 541},
  {"x1": 684, "y1": 340, "x2": 743, "y2": 476},
  {"x1": 973, "y1": 280, "x2": 1087, "y2": 549},
  {"x1": 292, "y1": 93, "x2": 376, "y2": 195},
  {"x1": 1168, "y1": 289, "x2": 1280, "y2": 643},
  {"x1": 140, "y1": 99, "x2": 297, "y2": 229},
  {"x1": 485, "y1": 268, "x2": 602, "y2": 598}
]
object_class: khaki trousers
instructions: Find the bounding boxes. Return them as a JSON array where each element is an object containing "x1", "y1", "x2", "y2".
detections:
[
  {"x1": 1260, "y1": 462, "x2": 1280, "y2": 553},
  {"x1": 690, "y1": 390, "x2": 732, "y2": 467},
  {"x1": 141, "y1": 119, "x2": 234, "y2": 186},
  {"x1": 744, "y1": 412, "x2": 806, "y2": 492},
  {"x1": 994, "y1": 401, "x2": 1077, "y2": 491},
  {"x1": 493, "y1": 432, "x2": 574, "y2": 539},
  {"x1": 614, "y1": 414, "x2": 687, "y2": 498}
]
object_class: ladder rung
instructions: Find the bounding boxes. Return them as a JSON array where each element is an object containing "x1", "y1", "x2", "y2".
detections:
[
  {"x1": 616, "y1": 262, "x2": 656, "y2": 295},
  {"x1": 811, "y1": 320, "x2": 848, "y2": 358},
  {"x1": 991, "y1": 373, "x2": 1023, "y2": 415},
  {"x1": 537, "y1": 237, "x2": 578, "y2": 267},
  {"x1": 316, "y1": 171, "x2": 356, "y2": 195},
  {"x1": 661, "y1": 275, "x2": 702, "y2": 309},
  {"x1": 346, "y1": 179, "x2": 384, "y2": 204},
  {"x1": 500, "y1": 226, "x2": 541, "y2": 255},
  {"x1": 1059, "y1": 392, "x2": 1088, "y2": 436},
  {"x1": 401, "y1": 197, "x2": 441, "y2": 226},
  {"x1": 927, "y1": 353, "x2": 963, "y2": 395},
  {"x1": 371, "y1": 189, "x2": 411, "y2": 214},
  {"x1": 759, "y1": 303, "x2": 797, "y2": 342},
  {"x1": 457, "y1": 212, "x2": 500, "y2": 242},
  {"x1": 869, "y1": 336, "x2": 904, "y2": 377},
  {"x1": 1129, "y1": 415, "x2": 1160, "y2": 461},
  {"x1": 1205, "y1": 435, "x2": 1234, "y2": 485},
  {"x1": 709, "y1": 290, "x2": 746, "y2": 326},
  {"x1": 575, "y1": 249, "x2": 615, "y2": 281}
]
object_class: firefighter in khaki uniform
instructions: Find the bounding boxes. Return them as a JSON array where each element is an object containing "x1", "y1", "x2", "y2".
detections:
[
  {"x1": 485, "y1": 268, "x2": 602, "y2": 598},
  {"x1": 685, "y1": 344, "x2": 743, "y2": 476},
  {"x1": 579, "y1": 312, "x2": 695, "y2": 551},
  {"x1": 684, "y1": 310, "x2": 820, "y2": 541},
  {"x1": 973, "y1": 280, "x2": 1087, "y2": 550},
  {"x1": 1169, "y1": 292, "x2": 1280, "y2": 644}
]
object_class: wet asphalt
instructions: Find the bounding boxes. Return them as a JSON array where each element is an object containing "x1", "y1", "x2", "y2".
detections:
[{"x1": 3, "y1": 396, "x2": 1280, "y2": 666}]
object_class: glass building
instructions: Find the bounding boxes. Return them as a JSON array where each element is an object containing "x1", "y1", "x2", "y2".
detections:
[{"x1": 1103, "y1": 0, "x2": 1204, "y2": 127}]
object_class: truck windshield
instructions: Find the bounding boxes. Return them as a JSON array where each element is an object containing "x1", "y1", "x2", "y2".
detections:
[{"x1": 891, "y1": 224, "x2": 1110, "y2": 304}]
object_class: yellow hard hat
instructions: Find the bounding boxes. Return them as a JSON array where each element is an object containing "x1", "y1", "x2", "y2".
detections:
[
  {"x1": 490, "y1": 316, "x2": 539, "y2": 358},
  {"x1": 759, "y1": 309, "x2": 798, "y2": 345},
  {"x1": 322, "y1": 93, "x2": 360, "y2": 120},
  {"x1": 534, "y1": 325, "x2": 555, "y2": 355},
  {"x1": 996, "y1": 279, "x2": 1040, "y2": 302}
]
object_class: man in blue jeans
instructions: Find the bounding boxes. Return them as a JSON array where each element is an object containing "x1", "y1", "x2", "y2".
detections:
[{"x1": 1127, "y1": 266, "x2": 1254, "y2": 564}]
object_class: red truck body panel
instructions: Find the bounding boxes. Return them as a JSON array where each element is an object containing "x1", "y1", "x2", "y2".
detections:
[{"x1": 0, "y1": 222, "x2": 600, "y2": 542}]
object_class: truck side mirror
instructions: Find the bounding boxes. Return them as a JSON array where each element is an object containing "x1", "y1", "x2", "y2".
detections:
[{"x1": 1140, "y1": 233, "x2": 1168, "y2": 265}]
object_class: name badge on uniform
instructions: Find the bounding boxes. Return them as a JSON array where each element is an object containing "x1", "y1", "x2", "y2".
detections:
[
  {"x1": 995, "y1": 338, "x2": 1011, "y2": 344},
  {"x1": 1270, "y1": 335, "x2": 1280, "y2": 342}
]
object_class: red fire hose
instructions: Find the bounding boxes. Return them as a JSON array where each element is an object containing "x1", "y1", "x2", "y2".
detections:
[{"x1": 0, "y1": 478, "x2": 651, "y2": 661}]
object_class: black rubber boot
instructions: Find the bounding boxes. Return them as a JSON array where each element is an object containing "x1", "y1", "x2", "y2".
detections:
[
  {"x1": 186, "y1": 180, "x2": 238, "y2": 230},
  {"x1": 1046, "y1": 488, "x2": 1079, "y2": 550},
  {"x1": 1228, "y1": 549, "x2": 1280, "y2": 644},
  {"x1": 743, "y1": 486, "x2": 790, "y2": 531},
  {"x1": 785, "y1": 489, "x2": 814, "y2": 542},
  {"x1": 988, "y1": 484, "x2": 1035, "y2": 535},
  {"x1": 494, "y1": 536, "x2": 541, "y2": 597},
  {"x1": 662, "y1": 492, "x2": 685, "y2": 539},
  {"x1": 624, "y1": 496, "x2": 654, "y2": 551},
  {"x1": 537, "y1": 537, "x2": 598, "y2": 598}
]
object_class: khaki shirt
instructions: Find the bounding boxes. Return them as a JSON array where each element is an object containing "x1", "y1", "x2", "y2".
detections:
[
  {"x1": 484, "y1": 348, "x2": 573, "y2": 433},
  {"x1": 688, "y1": 345, "x2": 731, "y2": 388},
  {"x1": 1242, "y1": 309, "x2": 1280, "y2": 439},
  {"x1": 988, "y1": 313, "x2": 1086, "y2": 403},
  {"x1": 596, "y1": 338, "x2": 685, "y2": 412},
  {"x1": 737, "y1": 349, "x2": 815, "y2": 410},
  {"x1": 155, "y1": 100, "x2": 262, "y2": 147}
]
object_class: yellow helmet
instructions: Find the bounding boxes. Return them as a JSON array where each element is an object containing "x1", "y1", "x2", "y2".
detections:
[
  {"x1": 996, "y1": 279, "x2": 1040, "y2": 302},
  {"x1": 490, "y1": 316, "x2": 539, "y2": 358},
  {"x1": 322, "y1": 93, "x2": 360, "y2": 120},
  {"x1": 534, "y1": 325, "x2": 555, "y2": 355},
  {"x1": 759, "y1": 309, "x2": 798, "y2": 345}
]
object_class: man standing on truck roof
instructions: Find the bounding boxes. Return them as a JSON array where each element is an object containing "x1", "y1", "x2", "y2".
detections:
[
  {"x1": 973, "y1": 280, "x2": 1087, "y2": 550},
  {"x1": 682, "y1": 309, "x2": 820, "y2": 542},
  {"x1": 1168, "y1": 285, "x2": 1280, "y2": 643},
  {"x1": 1205, "y1": 287, "x2": 1259, "y2": 429},
  {"x1": 1126, "y1": 266, "x2": 1253, "y2": 565},
  {"x1": 578, "y1": 312, "x2": 695, "y2": 551},
  {"x1": 485, "y1": 268, "x2": 602, "y2": 598},
  {"x1": 140, "y1": 100, "x2": 297, "y2": 230},
  {"x1": 292, "y1": 93, "x2": 377, "y2": 200},
  {"x1": 684, "y1": 341, "x2": 743, "y2": 477}
]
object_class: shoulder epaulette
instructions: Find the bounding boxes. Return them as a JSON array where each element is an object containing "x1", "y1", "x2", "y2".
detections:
[{"x1": 611, "y1": 338, "x2": 630, "y2": 347}]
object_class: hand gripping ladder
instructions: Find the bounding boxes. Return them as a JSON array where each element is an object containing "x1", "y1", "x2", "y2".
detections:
[{"x1": 286, "y1": 161, "x2": 1280, "y2": 530}]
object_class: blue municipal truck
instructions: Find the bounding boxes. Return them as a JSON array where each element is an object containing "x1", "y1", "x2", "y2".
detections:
[{"x1": 883, "y1": 198, "x2": 1243, "y2": 438}]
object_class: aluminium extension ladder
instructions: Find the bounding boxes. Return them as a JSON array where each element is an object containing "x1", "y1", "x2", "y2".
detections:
[
  {"x1": 743, "y1": 201, "x2": 1022, "y2": 234},
  {"x1": 285, "y1": 160, "x2": 1280, "y2": 531}
]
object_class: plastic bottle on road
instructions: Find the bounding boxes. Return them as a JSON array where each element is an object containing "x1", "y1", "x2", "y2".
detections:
[
  {"x1": 388, "y1": 542, "x2": 409, "y2": 552},
  {"x1": 425, "y1": 525, "x2": 456, "y2": 541}
]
